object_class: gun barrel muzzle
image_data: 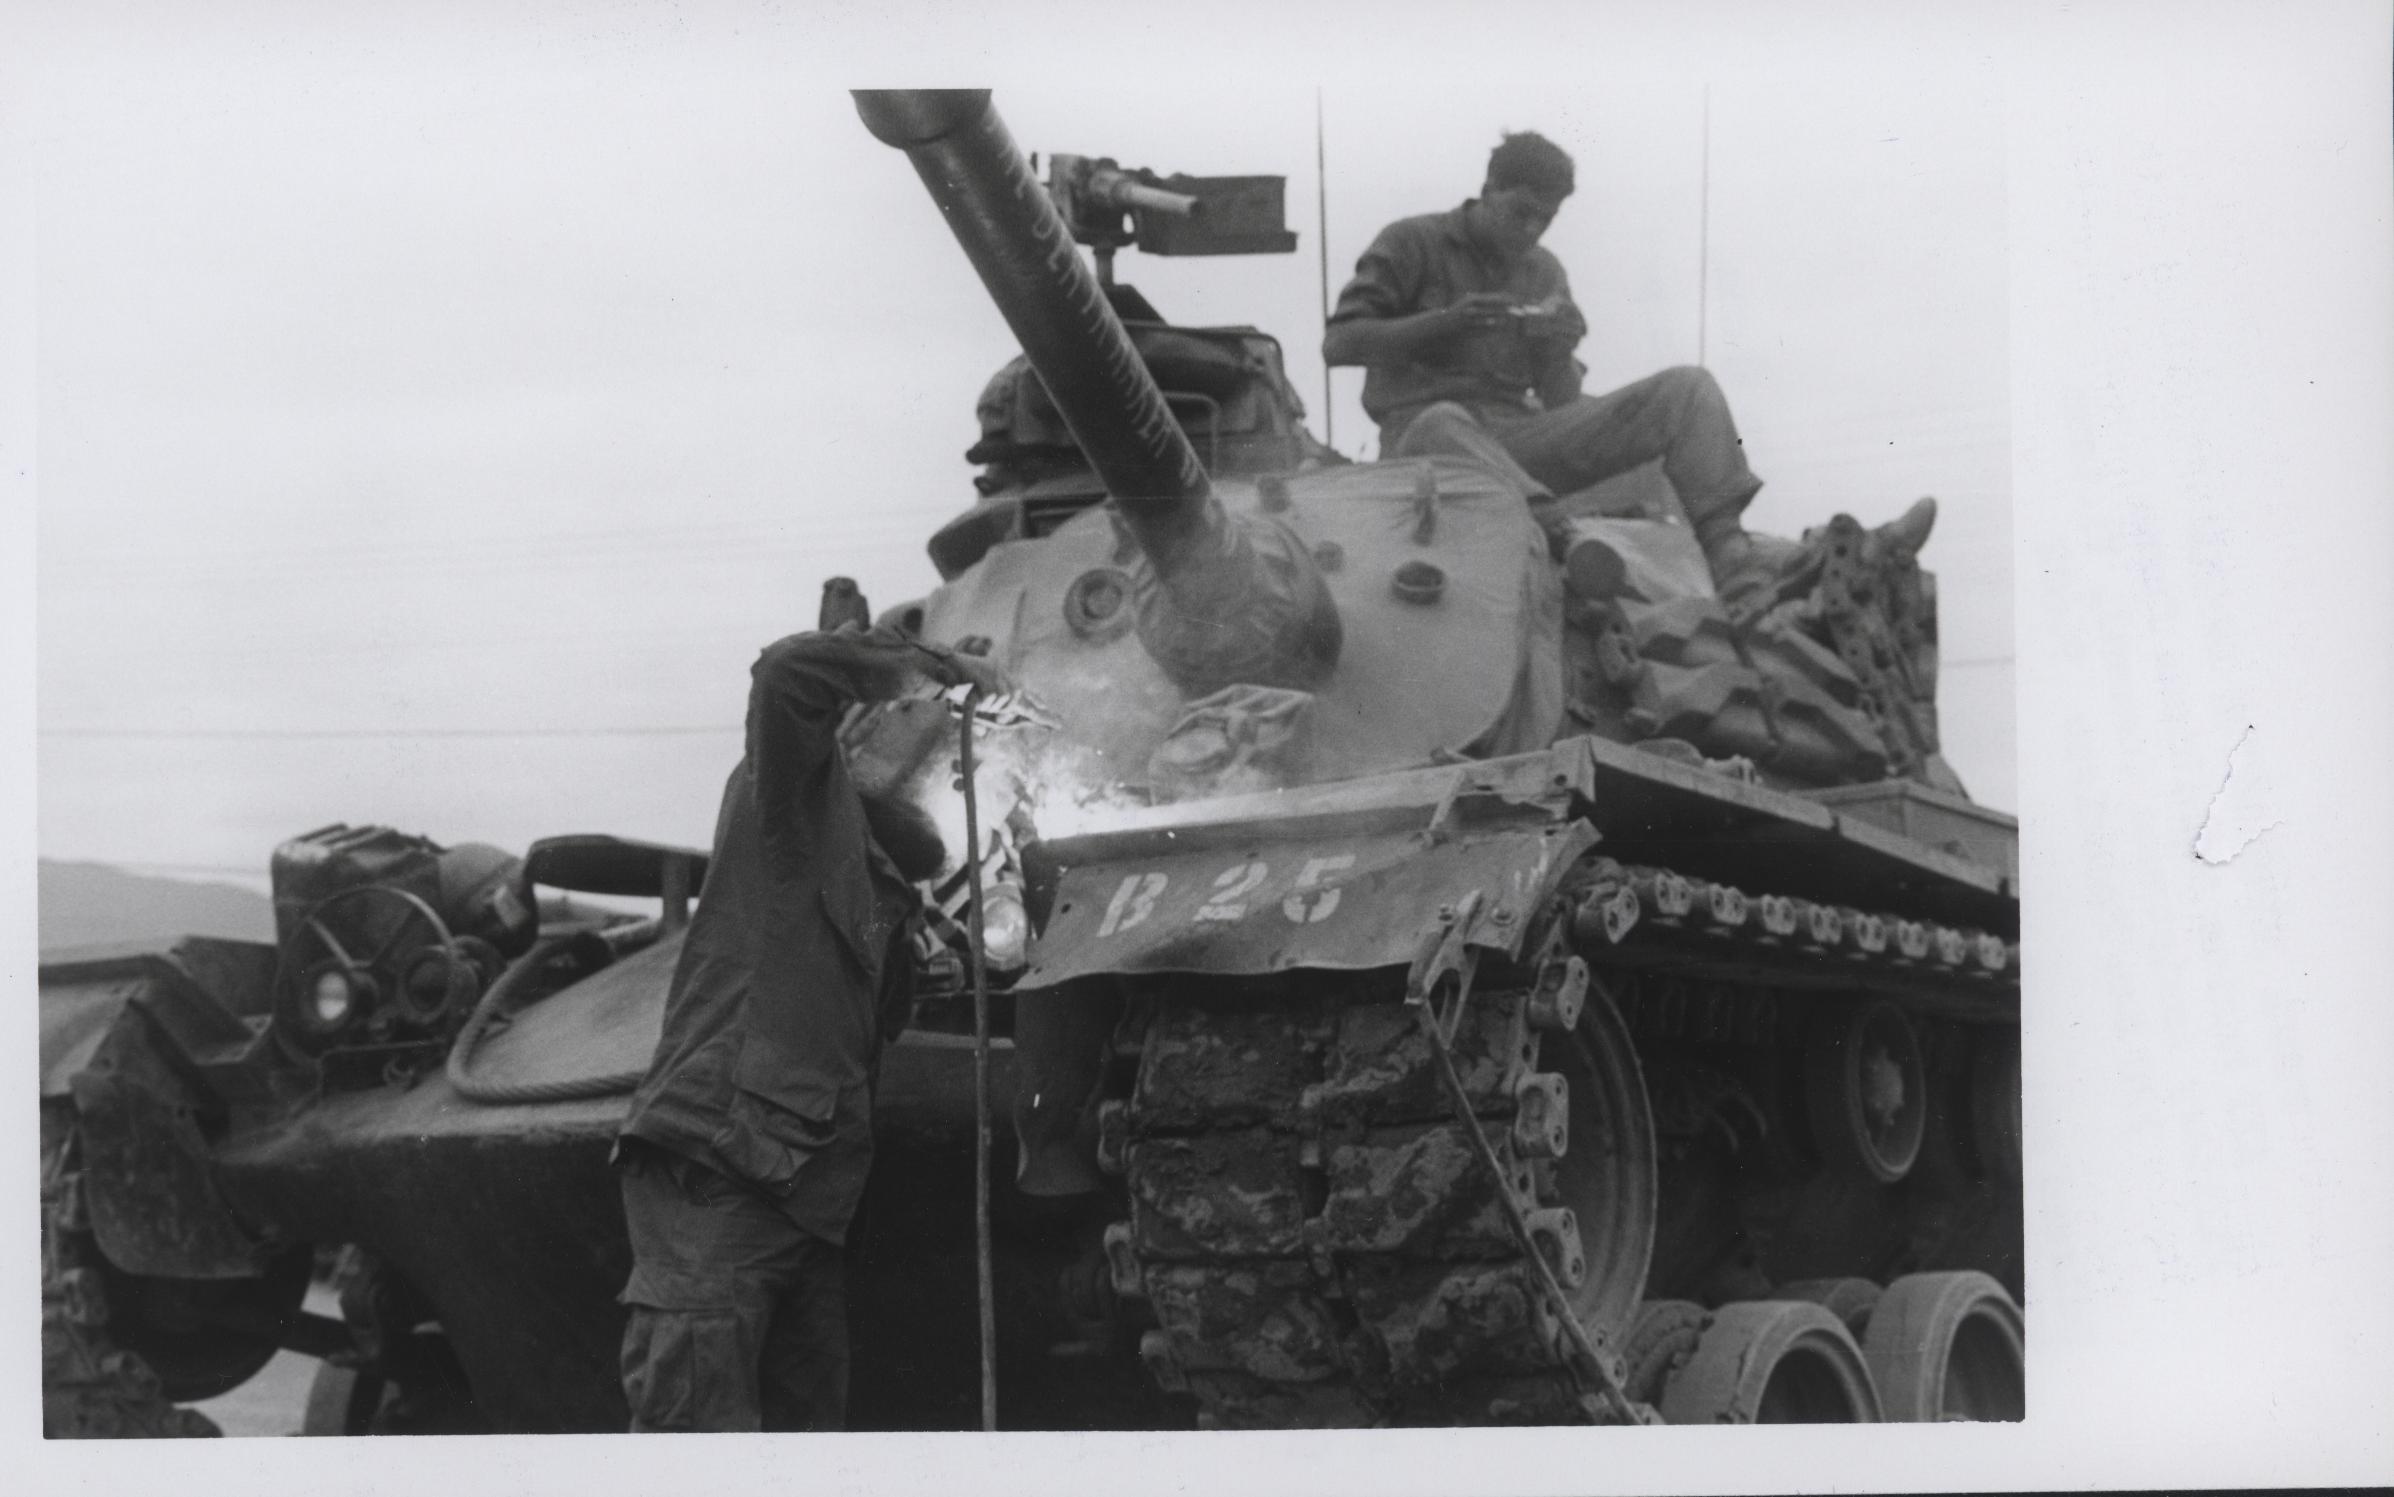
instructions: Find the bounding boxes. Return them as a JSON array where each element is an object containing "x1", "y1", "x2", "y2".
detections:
[{"x1": 1089, "y1": 167, "x2": 1200, "y2": 219}]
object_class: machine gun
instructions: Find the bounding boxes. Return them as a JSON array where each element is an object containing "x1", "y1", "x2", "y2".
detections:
[{"x1": 1040, "y1": 152, "x2": 1298, "y2": 287}]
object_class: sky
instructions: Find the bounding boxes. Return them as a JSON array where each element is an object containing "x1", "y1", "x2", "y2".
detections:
[
  {"x1": 24, "y1": 3, "x2": 2012, "y2": 885},
  {"x1": 11, "y1": 3, "x2": 2394, "y2": 1490}
]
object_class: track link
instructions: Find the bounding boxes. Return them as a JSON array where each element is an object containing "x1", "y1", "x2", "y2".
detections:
[{"x1": 1103, "y1": 980, "x2": 1614, "y2": 1428}]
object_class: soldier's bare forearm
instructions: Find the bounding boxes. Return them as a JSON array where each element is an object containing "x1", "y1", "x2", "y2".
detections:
[{"x1": 1322, "y1": 310, "x2": 1452, "y2": 367}]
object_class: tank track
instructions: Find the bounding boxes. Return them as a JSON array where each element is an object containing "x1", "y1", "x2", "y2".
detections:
[
  {"x1": 1094, "y1": 854, "x2": 2019, "y2": 1428},
  {"x1": 1098, "y1": 973, "x2": 1620, "y2": 1429},
  {"x1": 40, "y1": 1099, "x2": 222, "y2": 1438}
]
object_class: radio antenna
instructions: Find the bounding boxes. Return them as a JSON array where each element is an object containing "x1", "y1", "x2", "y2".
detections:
[
  {"x1": 1316, "y1": 87, "x2": 1334, "y2": 450},
  {"x1": 1698, "y1": 81, "x2": 1712, "y2": 368}
]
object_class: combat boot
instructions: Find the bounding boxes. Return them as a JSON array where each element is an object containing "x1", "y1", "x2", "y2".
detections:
[
  {"x1": 1685, "y1": 486, "x2": 1780, "y2": 605},
  {"x1": 1695, "y1": 522, "x2": 1807, "y2": 609},
  {"x1": 1701, "y1": 529, "x2": 1778, "y2": 607}
]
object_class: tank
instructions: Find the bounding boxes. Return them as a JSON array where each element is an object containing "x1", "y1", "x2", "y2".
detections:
[{"x1": 39, "y1": 88, "x2": 2020, "y2": 1436}]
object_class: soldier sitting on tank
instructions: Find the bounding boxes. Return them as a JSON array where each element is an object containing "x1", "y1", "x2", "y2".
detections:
[
  {"x1": 613, "y1": 625, "x2": 1006, "y2": 1433},
  {"x1": 1322, "y1": 129, "x2": 1930, "y2": 603}
]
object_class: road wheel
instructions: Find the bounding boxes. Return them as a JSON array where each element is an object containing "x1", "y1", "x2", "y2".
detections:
[
  {"x1": 1804, "y1": 998, "x2": 1928, "y2": 1183},
  {"x1": 1658, "y1": 1300, "x2": 1882, "y2": 1423},
  {"x1": 1772, "y1": 1276, "x2": 1884, "y2": 1339},
  {"x1": 1861, "y1": 1270, "x2": 2024, "y2": 1421},
  {"x1": 1619, "y1": 1300, "x2": 1708, "y2": 1406}
]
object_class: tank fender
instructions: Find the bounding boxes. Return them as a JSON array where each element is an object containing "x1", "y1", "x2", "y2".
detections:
[
  {"x1": 1020, "y1": 815, "x2": 1596, "y2": 990},
  {"x1": 43, "y1": 940, "x2": 280, "y2": 1091},
  {"x1": 40, "y1": 957, "x2": 144, "y2": 1100},
  {"x1": 69, "y1": 999, "x2": 273, "y2": 1280}
]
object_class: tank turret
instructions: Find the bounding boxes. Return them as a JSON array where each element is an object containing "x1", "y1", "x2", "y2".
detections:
[{"x1": 853, "y1": 89, "x2": 1340, "y2": 698}]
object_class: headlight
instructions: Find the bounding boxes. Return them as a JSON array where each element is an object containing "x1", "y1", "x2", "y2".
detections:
[
  {"x1": 312, "y1": 969, "x2": 357, "y2": 1026},
  {"x1": 979, "y1": 882, "x2": 1030, "y2": 972},
  {"x1": 294, "y1": 961, "x2": 375, "y2": 1039}
]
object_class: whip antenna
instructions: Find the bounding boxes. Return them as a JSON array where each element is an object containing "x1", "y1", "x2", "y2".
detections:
[
  {"x1": 1316, "y1": 87, "x2": 1334, "y2": 450},
  {"x1": 1698, "y1": 81, "x2": 1712, "y2": 368}
]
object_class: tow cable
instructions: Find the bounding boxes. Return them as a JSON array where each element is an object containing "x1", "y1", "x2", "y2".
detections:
[{"x1": 1405, "y1": 892, "x2": 1657, "y2": 1426}]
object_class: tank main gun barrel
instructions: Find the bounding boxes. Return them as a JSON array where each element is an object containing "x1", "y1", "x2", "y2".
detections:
[
  {"x1": 855, "y1": 89, "x2": 1340, "y2": 696},
  {"x1": 853, "y1": 91, "x2": 1210, "y2": 560}
]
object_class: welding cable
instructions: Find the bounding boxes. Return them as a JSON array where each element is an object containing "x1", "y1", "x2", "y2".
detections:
[{"x1": 959, "y1": 687, "x2": 1001, "y2": 1432}]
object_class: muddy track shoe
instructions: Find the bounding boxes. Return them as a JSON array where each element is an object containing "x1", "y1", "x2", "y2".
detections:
[
  {"x1": 41, "y1": 1101, "x2": 222, "y2": 1438},
  {"x1": 1100, "y1": 969, "x2": 1658, "y2": 1428}
]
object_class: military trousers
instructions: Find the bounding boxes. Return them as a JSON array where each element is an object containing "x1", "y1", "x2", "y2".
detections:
[
  {"x1": 1388, "y1": 365, "x2": 1764, "y2": 543},
  {"x1": 616, "y1": 1144, "x2": 849, "y2": 1432}
]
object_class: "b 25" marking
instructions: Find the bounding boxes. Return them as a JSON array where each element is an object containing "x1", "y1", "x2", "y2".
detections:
[{"x1": 1094, "y1": 853, "x2": 1360, "y2": 937}]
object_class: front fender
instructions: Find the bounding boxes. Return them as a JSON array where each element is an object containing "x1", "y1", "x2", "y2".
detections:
[
  {"x1": 1019, "y1": 746, "x2": 1600, "y2": 991},
  {"x1": 42, "y1": 942, "x2": 284, "y2": 1280}
]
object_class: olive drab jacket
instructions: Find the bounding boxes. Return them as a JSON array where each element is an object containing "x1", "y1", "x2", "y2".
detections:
[
  {"x1": 618, "y1": 629, "x2": 944, "y2": 1245},
  {"x1": 1328, "y1": 201, "x2": 1589, "y2": 435}
]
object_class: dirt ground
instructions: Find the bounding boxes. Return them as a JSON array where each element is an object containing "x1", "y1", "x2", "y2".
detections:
[{"x1": 186, "y1": 1286, "x2": 336, "y2": 1437}]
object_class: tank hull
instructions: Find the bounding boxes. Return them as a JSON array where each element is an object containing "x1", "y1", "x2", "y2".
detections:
[
  {"x1": 204, "y1": 1035, "x2": 1179, "y2": 1431},
  {"x1": 42, "y1": 734, "x2": 2015, "y2": 1430}
]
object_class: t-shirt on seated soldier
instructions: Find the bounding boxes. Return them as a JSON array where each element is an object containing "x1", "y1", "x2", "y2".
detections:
[{"x1": 1322, "y1": 129, "x2": 1933, "y2": 604}]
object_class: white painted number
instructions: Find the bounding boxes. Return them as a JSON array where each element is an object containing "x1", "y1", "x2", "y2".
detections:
[
  {"x1": 1096, "y1": 852, "x2": 1356, "y2": 937},
  {"x1": 1195, "y1": 862, "x2": 1270, "y2": 923},
  {"x1": 1097, "y1": 872, "x2": 1168, "y2": 937},
  {"x1": 1282, "y1": 855, "x2": 1358, "y2": 924}
]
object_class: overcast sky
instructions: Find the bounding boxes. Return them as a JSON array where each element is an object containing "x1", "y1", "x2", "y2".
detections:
[{"x1": 25, "y1": 4, "x2": 2014, "y2": 883}]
